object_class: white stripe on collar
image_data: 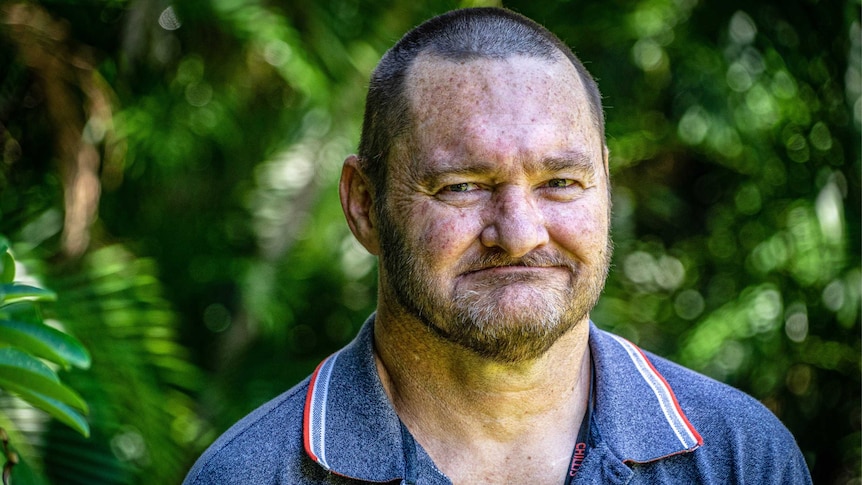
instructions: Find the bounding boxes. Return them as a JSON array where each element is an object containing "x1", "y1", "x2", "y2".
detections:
[
  {"x1": 303, "y1": 352, "x2": 340, "y2": 470},
  {"x1": 608, "y1": 333, "x2": 703, "y2": 450}
]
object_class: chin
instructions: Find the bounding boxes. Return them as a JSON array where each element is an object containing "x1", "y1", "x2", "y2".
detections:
[
  {"x1": 439, "y1": 297, "x2": 585, "y2": 363},
  {"x1": 450, "y1": 318, "x2": 578, "y2": 363}
]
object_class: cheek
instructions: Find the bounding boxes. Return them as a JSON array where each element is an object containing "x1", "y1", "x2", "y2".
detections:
[
  {"x1": 414, "y1": 206, "x2": 482, "y2": 260},
  {"x1": 545, "y1": 202, "x2": 609, "y2": 255}
]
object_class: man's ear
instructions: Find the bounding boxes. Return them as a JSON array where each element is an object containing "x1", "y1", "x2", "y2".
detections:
[{"x1": 339, "y1": 155, "x2": 380, "y2": 255}]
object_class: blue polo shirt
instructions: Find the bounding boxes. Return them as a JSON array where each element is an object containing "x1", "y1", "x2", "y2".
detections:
[{"x1": 184, "y1": 316, "x2": 811, "y2": 484}]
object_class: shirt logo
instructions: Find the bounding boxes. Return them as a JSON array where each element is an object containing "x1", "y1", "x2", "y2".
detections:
[{"x1": 568, "y1": 441, "x2": 587, "y2": 477}]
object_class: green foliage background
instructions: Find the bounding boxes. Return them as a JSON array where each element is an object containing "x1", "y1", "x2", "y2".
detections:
[{"x1": 0, "y1": 0, "x2": 859, "y2": 483}]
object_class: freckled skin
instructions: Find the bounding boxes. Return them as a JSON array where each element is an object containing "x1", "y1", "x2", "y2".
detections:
[{"x1": 377, "y1": 53, "x2": 610, "y2": 359}]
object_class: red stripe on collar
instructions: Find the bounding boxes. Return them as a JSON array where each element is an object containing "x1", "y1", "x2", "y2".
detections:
[
  {"x1": 303, "y1": 353, "x2": 339, "y2": 469},
  {"x1": 609, "y1": 334, "x2": 703, "y2": 451}
]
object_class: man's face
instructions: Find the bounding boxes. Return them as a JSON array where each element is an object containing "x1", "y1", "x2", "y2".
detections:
[{"x1": 376, "y1": 53, "x2": 611, "y2": 362}]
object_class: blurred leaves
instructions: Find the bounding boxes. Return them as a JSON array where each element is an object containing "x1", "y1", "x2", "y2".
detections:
[
  {"x1": 0, "y1": 0, "x2": 858, "y2": 484},
  {"x1": 34, "y1": 244, "x2": 202, "y2": 485}
]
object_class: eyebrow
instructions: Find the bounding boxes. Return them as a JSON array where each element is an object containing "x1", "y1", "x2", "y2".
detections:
[
  {"x1": 416, "y1": 152, "x2": 597, "y2": 186},
  {"x1": 536, "y1": 154, "x2": 596, "y2": 175},
  {"x1": 413, "y1": 159, "x2": 494, "y2": 187}
]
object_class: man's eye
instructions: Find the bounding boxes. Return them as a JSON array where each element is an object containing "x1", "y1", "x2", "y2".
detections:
[
  {"x1": 446, "y1": 182, "x2": 476, "y2": 192},
  {"x1": 546, "y1": 179, "x2": 575, "y2": 188}
]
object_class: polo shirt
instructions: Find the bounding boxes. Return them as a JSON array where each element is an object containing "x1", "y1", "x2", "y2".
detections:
[{"x1": 183, "y1": 315, "x2": 812, "y2": 484}]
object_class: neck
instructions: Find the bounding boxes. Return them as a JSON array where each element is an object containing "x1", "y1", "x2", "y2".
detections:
[{"x1": 373, "y1": 305, "x2": 592, "y2": 484}]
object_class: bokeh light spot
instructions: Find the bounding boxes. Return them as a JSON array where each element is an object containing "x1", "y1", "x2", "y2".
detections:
[
  {"x1": 729, "y1": 11, "x2": 757, "y2": 44},
  {"x1": 158, "y1": 6, "x2": 181, "y2": 31}
]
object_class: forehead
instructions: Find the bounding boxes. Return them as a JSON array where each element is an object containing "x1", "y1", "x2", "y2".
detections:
[
  {"x1": 408, "y1": 50, "x2": 578, "y2": 88},
  {"x1": 400, "y1": 53, "x2": 600, "y2": 170}
]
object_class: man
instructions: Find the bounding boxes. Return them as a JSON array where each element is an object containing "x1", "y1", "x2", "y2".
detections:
[{"x1": 184, "y1": 7, "x2": 811, "y2": 484}]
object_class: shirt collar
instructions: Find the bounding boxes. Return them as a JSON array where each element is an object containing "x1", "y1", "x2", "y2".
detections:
[
  {"x1": 302, "y1": 316, "x2": 703, "y2": 480},
  {"x1": 303, "y1": 315, "x2": 407, "y2": 482},
  {"x1": 589, "y1": 323, "x2": 703, "y2": 463}
]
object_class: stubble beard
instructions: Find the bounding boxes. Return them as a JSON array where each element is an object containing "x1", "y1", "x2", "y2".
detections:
[{"x1": 377, "y1": 204, "x2": 612, "y2": 363}]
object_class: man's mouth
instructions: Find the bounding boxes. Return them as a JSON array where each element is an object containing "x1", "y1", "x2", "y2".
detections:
[{"x1": 462, "y1": 264, "x2": 564, "y2": 277}]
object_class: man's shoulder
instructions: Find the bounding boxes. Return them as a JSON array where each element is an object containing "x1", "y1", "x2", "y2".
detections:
[
  {"x1": 182, "y1": 377, "x2": 313, "y2": 484},
  {"x1": 641, "y1": 351, "x2": 812, "y2": 482},
  {"x1": 183, "y1": 319, "x2": 383, "y2": 484},
  {"x1": 645, "y1": 350, "x2": 783, "y2": 429},
  {"x1": 588, "y1": 326, "x2": 810, "y2": 483},
  {"x1": 647, "y1": 350, "x2": 809, "y2": 476},
  {"x1": 590, "y1": 326, "x2": 784, "y2": 431}
]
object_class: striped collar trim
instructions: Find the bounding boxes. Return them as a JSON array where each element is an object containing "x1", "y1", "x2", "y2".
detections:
[
  {"x1": 303, "y1": 352, "x2": 340, "y2": 471},
  {"x1": 300, "y1": 318, "x2": 407, "y2": 483},
  {"x1": 606, "y1": 333, "x2": 703, "y2": 458}
]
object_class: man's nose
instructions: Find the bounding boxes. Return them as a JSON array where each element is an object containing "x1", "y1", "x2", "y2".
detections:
[{"x1": 479, "y1": 186, "x2": 549, "y2": 258}]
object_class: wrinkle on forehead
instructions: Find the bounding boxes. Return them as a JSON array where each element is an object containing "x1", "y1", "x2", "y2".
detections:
[
  {"x1": 402, "y1": 53, "x2": 600, "y2": 172},
  {"x1": 407, "y1": 53, "x2": 586, "y2": 122}
]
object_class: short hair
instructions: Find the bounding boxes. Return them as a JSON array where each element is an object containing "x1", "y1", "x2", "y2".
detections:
[{"x1": 357, "y1": 7, "x2": 605, "y2": 199}]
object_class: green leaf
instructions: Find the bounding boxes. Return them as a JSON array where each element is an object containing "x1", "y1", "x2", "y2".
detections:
[
  {"x1": 1, "y1": 252, "x2": 13, "y2": 284},
  {"x1": 0, "y1": 320, "x2": 91, "y2": 370},
  {"x1": 0, "y1": 347, "x2": 57, "y2": 381},
  {"x1": 0, "y1": 349, "x2": 88, "y2": 413},
  {"x1": 0, "y1": 285, "x2": 56, "y2": 306},
  {"x1": 0, "y1": 348, "x2": 89, "y2": 436},
  {"x1": 0, "y1": 373, "x2": 88, "y2": 414},
  {"x1": 2, "y1": 385, "x2": 90, "y2": 438},
  {"x1": 0, "y1": 301, "x2": 40, "y2": 324}
]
